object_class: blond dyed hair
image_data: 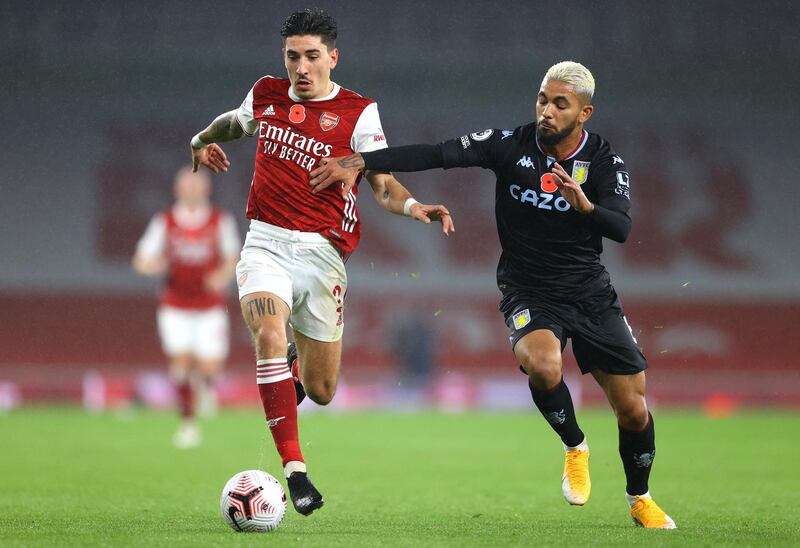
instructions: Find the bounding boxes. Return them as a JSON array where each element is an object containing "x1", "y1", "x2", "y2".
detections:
[{"x1": 543, "y1": 61, "x2": 595, "y2": 104}]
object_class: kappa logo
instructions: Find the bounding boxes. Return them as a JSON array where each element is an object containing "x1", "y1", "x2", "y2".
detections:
[
  {"x1": 516, "y1": 156, "x2": 535, "y2": 169},
  {"x1": 501, "y1": 130, "x2": 514, "y2": 140},
  {"x1": 612, "y1": 155, "x2": 624, "y2": 165},
  {"x1": 319, "y1": 111, "x2": 340, "y2": 131},
  {"x1": 571, "y1": 160, "x2": 590, "y2": 185},
  {"x1": 545, "y1": 410, "x2": 566, "y2": 425},
  {"x1": 512, "y1": 308, "x2": 531, "y2": 330},
  {"x1": 633, "y1": 451, "x2": 655, "y2": 468},
  {"x1": 261, "y1": 105, "x2": 275, "y2": 116},
  {"x1": 266, "y1": 416, "x2": 285, "y2": 428}
]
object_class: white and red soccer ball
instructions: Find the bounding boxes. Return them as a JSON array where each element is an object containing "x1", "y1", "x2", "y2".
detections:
[{"x1": 220, "y1": 470, "x2": 286, "y2": 532}]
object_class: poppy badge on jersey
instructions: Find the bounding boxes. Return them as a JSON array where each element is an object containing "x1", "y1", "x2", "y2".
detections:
[
  {"x1": 571, "y1": 161, "x2": 591, "y2": 185},
  {"x1": 320, "y1": 112, "x2": 340, "y2": 131},
  {"x1": 540, "y1": 173, "x2": 559, "y2": 193},
  {"x1": 513, "y1": 309, "x2": 531, "y2": 330},
  {"x1": 289, "y1": 104, "x2": 306, "y2": 124}
]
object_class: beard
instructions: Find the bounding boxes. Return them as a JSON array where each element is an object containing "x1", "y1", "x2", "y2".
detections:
[{"x1": 536, "y1": 118, "x2": 578, "y2": 147}]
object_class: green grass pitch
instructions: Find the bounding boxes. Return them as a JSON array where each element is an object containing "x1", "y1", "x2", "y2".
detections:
[{"x1": 1, "y1": 408, "x2": 799, "y2": 546}]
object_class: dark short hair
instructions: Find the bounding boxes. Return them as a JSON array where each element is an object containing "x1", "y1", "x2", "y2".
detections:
[{"x1": 281, "y1": 9, "x2": 338, "y2": 50}]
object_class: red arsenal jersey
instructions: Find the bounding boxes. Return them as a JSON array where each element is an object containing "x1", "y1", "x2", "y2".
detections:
[
  {"x1": 136, "y1": 206, "x2": 241, "y2": 309},
  {"x1": 235, "y1": 76, "x2": 388, "y2": 255}
]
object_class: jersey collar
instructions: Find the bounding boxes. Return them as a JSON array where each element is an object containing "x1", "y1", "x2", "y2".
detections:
[
  {"x1": 173, "y1": 204, "x2": 211, "y2": 229},
  {"x1": 288, "y1": 82, "x2": 341, "y2": 102}
]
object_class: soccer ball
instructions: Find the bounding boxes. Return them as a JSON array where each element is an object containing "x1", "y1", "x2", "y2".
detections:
[{"x1": 220, "y1": 470, "x2": 287, "y2": 532}]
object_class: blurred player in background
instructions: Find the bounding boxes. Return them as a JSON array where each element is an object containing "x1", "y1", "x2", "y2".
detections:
[
  {"x1": 310, "y1": 61, "x2": 675, "y2": 529},
  {"x1": 133, "y1": 166, "x2": 240, "y2": 449},
  {"x1": 189, "y1": 9, "x2": 453, "y2": 515}
]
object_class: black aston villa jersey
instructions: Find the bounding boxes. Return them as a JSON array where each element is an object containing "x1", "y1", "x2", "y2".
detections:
[{"x1": 439, "y1": 124, "x2": 631, "y2": 294}]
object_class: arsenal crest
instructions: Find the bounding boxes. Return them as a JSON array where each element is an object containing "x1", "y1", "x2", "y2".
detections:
[{"x1": 319, "y1": 112, "x2": 339, "y2": 131}]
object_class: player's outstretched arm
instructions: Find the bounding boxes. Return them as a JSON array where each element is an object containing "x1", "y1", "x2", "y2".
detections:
[
  {"x1": 190, "y1": 110, "x2": 244, "y2": 173},
  {"x1": 365, "y1": 171, "x2": 454, "y2": 235},
  {"x1": 310, "y1": 144, "x2": 446, "y2": 196}
]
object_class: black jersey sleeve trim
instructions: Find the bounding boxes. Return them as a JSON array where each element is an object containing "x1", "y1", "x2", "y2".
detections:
[
  {"x1": 361, "y1": 144, "x2": 444, "y2": 172},
  {"x1": 587, "y1": 204, "x2": 632, "y2": 243}
]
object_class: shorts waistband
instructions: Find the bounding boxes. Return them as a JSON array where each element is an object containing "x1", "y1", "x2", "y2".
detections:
[{"x1": 247, "y1": 219, "x2": 331, "y2": 246}]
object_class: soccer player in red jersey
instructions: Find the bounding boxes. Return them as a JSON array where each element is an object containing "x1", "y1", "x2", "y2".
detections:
[
  {"x1": 134, "y1": 166, "x2": 241, "y2": 449},
  {"x1": 188, "y1": 9, "x2": 453, "y2": 515}
]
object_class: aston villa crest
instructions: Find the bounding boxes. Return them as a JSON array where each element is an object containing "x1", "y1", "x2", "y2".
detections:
[{"x1": 571, "y1": 160, "x2": 590, "y2": 185}]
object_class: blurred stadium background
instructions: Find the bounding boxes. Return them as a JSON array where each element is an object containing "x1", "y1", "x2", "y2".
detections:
[{"x1": 1, "y1": 0, "x2": 798, "y2": 413}]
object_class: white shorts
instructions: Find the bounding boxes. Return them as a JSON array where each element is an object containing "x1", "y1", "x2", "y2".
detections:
[
  {"x1": 235, "y1": 220, "x2": 347, "y2": 342},
  {"x1": 156, "y1": 305, "x2": 229, "y2": 361}
]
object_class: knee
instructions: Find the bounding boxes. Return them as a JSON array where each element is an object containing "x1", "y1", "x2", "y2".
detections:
[
  {"x1": 169, "y1": 356, "x2": 193, "y2": 380},
  {"x1": 518, "y1": 347, "x2": 562, "y2": 389},
  {"x1": 305, "y1": 378, "x2": 337, "y2": 406},
  {"x1": 197, "y1": 360, "x2": 222, "y2": 379},
  {"x1": 615, "y1": 398, "x2": 649, "y2": 431},
  {"x1": 255, "y1": 328, "x2": 286, "y2": 356}
]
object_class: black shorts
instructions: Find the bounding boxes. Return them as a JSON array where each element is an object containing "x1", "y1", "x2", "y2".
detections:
[{"x1": 499, "y1": 282, "x2": 647, "y2": 375}]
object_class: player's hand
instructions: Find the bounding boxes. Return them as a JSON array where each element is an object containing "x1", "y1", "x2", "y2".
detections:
[
  {"x1": 204, "y1": 270, "x2": 229, "y2": 294},
  {"x1": 551, "y1": 162, "x2": 594, "y2": 214},
  {"x1": 309, "y1": 155, "x2": 363, "y2": 197},
  {"x1": 132, "y1": 255, "x2": 168, "y2": 277},
  {"x1": 191, "y1": 142, "x2": 230, "y2": 174},
  {"x1": 410, "y1": 203, "x2": 455, "y2": 235}
]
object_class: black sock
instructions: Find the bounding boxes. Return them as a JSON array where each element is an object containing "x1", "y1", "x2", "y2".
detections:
[
  {"x1": 528, "y1": 378, "x2": 584, "y2": 448},
  {"x1": 619, "y1": 412, "x2": 655, "y2": 496}
]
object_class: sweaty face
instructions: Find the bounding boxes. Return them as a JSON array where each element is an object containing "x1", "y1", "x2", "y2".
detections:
[
  {"x1": 284, "y1": 35, "x2": 338, "y2": 100},
  {"x1": 535, "y1": 79, "x2": 589, "y2": 147}
]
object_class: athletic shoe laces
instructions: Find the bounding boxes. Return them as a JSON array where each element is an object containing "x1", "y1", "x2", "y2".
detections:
[
  {"x1": 565, "y1": 451, "x2": 589, "y2": 488},
  {"x1": 634, "y1": 498, "x2": 668, "y2": 524}
]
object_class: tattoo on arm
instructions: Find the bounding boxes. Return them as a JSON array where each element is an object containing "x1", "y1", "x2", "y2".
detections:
[
  {"x1": 247, "y1": 297, "x2": 277, "y2": 321},
  {"x1": 200, "y1": 110, "x2": 243, "y2": 143},
  {"x1": 338, "y1": 154, "x2": 365, "y2": 169}
]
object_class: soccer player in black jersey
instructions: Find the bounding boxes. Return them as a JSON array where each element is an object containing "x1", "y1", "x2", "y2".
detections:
[{"x1": 309, "y1": 61, "x2": 675, "y2": 529}]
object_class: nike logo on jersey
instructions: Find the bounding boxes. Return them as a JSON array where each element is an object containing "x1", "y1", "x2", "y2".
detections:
[{"x1": 612, "y1": 155, "x2": 624, "y2": 165}]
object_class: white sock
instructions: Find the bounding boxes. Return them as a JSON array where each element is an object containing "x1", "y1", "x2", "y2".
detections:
[
  {"x1": 564, "y1": 438, "x2": 589, "y2": 452},
  {"x1": 284, "y1": 460, "x2": 307, "y2": 478},
  {"x1": 626, "y1": 490, "x2": 651, "y2": 506}
]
